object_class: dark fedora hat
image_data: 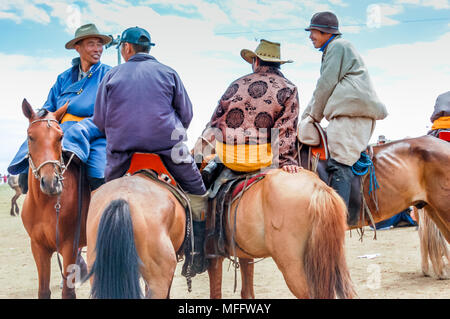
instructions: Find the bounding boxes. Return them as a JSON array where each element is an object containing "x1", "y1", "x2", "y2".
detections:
[{"x1": 305, "y1": 11, "x2": 341, "y2": 35}]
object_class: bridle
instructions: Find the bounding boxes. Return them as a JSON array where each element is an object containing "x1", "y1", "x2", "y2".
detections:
[{"x1": 26, "y1": 118, "x2": 74, "y2": 182}]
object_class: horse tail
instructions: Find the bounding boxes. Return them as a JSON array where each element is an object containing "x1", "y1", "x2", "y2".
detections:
[
  {"x1": 419, "y1": 208, "x2": 449, "y2": 279},
  {"x1": 88, "y1": 199, "x2": 143, "y2": 299},
  {"x1": 304, "y1": 185, "x2": 356, "y2": 299}
]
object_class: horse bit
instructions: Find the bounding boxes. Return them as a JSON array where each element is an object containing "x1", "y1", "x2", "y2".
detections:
[{"x1": 26, "y1": 118, "x2": 75, "y2": 183}]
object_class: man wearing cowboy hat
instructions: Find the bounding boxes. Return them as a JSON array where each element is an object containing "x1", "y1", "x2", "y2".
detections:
[
  {"x1": 208, "y1": 39, "x2": 301, "y2": 174},
  {"x1": 93, "y1": 27, "x2": 208, "y2": 276},
  {"x1": 8, "y1": 23, "x2": 113, "y2": 191},
  {"x1": 300, "y1": 12, "x2": 387, "y2": 221}
]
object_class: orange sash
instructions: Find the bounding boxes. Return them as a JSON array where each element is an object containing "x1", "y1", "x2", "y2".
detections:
[
  {"x1": 61, "y1": 113, "x2": 86, "y2": 124},
  {"x1": 431, "y1": 116, "x2": 450, "y2": 130}
]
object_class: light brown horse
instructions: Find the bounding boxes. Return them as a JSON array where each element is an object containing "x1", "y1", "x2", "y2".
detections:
[
  {"x1": 195, "y1": 131, "x2": 450, "y2": 298},
  {"x1": 415, "y1": 207, "x2": 449, "y2": 279},
  {"x1": 357, "y1": 136, "x2": 450, "y2": 240},
  {"x1": 85, "y1": 172, "x2": 186, "y2": 298},
  {"x1": 21, "y1": 99, "x2": 90, "y2": 299},
  {"x1": 7, "y1": 175, "x2": 21, "y2": 216},
  {"x1": 194, "y1": 130, "x2": 356, "y2": 299}
]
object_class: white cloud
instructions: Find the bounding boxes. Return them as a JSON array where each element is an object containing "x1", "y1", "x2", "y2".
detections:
[
  {"x1": 329, "y1": 0, "x2": 348, "y2": 7},
  {"x1": 362, "y1": 32, "x2": 450, "y2": 142},
  {"x1": 0, "y1": 11, "x2": 20, "y2": 23},
  {"x1": 0, "y1": 0, "x2": 50, "y2": 24},
  {"x1": 396, "y1": 0, "x2": 450, "y2": 9}
]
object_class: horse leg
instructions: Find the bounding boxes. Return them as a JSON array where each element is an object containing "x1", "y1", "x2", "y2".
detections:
[
  {"x1": 10, "y1": 194, "x2": 19, "y2": 216},
  {"x1": 139, "y1": 237, "x2": 178, "y2": 299},
  {"x1": 15, "y1": 189, "x2": 21, "y2": 215},
  {"x1": 30, "y1": 241, "x2": 52, "y2": 299},
  {"x1": 60, "y1": 245, "x2": 78, "y2": 299},
  {"x1": 208, "y1": 257, "x2": 224, "y2": 299},
  {"x1": 239, "y1": 258, "x2": 255, "y2": 299},
  {"x1": 271, "y1": 255, "x2": 309, "y2": 298}
]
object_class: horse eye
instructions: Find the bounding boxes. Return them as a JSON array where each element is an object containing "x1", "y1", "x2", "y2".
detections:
[{"x1": 28, "y1": 135, "x2": 33, "y2": 142}]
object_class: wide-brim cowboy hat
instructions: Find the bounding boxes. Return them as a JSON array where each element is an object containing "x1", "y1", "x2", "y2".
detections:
[
  {"x1": 305, "y1": 11, "x2": 342, "y2": 35},
  {"x1": 65, "y1": 23, "x2": 112, "y2": 49},
  {"x1": 240, "y1": 39, "x2": 293, "y2": 65}
]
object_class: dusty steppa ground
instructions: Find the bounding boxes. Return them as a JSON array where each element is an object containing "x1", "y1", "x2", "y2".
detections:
[{"x1": 0, "y1": 184, "x2": 448, "y2": 299}]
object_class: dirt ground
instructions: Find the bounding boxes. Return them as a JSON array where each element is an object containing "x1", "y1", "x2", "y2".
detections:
[{"x1": 0, "y1": 184, "x2": 448, "y2": 299}]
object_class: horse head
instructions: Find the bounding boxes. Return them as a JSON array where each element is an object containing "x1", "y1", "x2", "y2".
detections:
[{"x1": 23, "y1": 98, "x2": 68, "y2": 196}]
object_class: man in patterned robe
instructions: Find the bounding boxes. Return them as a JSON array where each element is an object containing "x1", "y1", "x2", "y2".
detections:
[{"x1": 209, "y1": 39, "x2": 301, "y2": 173}]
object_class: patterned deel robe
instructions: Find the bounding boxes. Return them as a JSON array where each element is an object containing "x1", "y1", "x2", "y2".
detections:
[{"x1": 210, "y1": 66, "x2": 299, "y2": 167}]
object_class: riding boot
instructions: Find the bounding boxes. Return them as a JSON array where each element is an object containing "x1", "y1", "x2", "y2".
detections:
[
  {"x1": 182, "y1": 192, "x2": 209, "y2": 277},
  {"x1": 327, "y1": 158, "x2": 355, "y2": 224},
  {"x1": 87, "y1": 176, "x2": 105, "y2": 191}
]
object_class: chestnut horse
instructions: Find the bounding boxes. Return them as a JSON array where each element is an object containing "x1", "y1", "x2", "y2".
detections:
[
  {"x1": 21, "y1": 99, "x2": 90, "y2": 299},
  {"x1": 194, "y1": 130, "x2": 355, "y2": 299},
  {"x1": 354, "y1": 136, "x2": 450, "y2": 239},
  {"x1": 194, "y1": 131, "x2": 450, "y2": 298},
  {"x1": 85, "y1": 172, "x2": 186, "y2": 298}
]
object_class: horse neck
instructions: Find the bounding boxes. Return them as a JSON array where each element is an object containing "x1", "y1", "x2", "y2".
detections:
[{"x1": 360, "y1": 139, "x2": 426, "y2": 225}]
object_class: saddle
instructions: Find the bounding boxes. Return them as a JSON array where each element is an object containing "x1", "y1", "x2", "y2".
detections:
[
  {"x1": 298, "y1": 124, "x2": 373, "y2": 227},
  {"x1": 126, "y1": 153, "x2": 194, "y2": 272},
  {"x1": 204, "y1": 165, "x2": 267, "y2": 259}
]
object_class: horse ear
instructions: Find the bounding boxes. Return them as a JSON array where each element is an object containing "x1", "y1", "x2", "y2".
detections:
[
  {"x1": 22, "y1": 99, "x2": 35, "y2": 120},
  {"x1": 54, "y1": 101, "x2": 69, "y2": 123}
]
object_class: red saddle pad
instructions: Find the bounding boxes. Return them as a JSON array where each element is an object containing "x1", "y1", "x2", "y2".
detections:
[
  {"x1": 126, "y1": 153, "x2": 177, "y2": 187},
  {"x1": 439, "y1": 131, "x2": 450, "y2": 141},
  {"x1": 231, "y1": 173, "x2": 267, "y2": 200}
]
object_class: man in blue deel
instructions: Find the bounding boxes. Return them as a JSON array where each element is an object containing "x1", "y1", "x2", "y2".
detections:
[
  {"x1": 93, "y1": 27, "x2": 208, "y2": 276},
  {"x1": 8, "y1": 23, "x2": 112, "y2": 191}
]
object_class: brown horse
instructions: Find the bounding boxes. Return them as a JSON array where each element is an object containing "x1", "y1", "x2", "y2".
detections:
[
  {"x1": 85, "y1": 172, "x2": 186, "y2": 298},
  {"x1": 415, "y1": 207, "x2": 449, "y2": 279},
  {"x1": 7, "y1": 175, "x2": 21, "y2": 216},
  {"x1": 195, "y1": 131, "x2": 450, "y2": 298},
  {"x1": 21, "y1": 99, "x2": 90, "y2": 299},
  {"x1": 357, "y1": 136, "x2": 450, "y2": 240},
  {"x1": 194, "y1": 130, "x2": 355, "y2": 299}
]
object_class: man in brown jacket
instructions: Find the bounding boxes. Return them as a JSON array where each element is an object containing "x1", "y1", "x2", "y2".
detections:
[{"x1": 209, "y1": 39, "x2": 301, "y2": 173}]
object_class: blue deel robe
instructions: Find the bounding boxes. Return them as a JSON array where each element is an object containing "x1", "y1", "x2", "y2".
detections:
[{"x1": 8, "y1": 58, "x2": 112, "y2": 178}]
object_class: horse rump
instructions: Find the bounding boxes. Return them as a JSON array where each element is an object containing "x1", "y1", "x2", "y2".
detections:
[
  {"x1": 86, "y1": 199, "x2": 143, "y2": 299},
  {"x1": 304, "y1": 185, "x2": 356, "y2": 299}
]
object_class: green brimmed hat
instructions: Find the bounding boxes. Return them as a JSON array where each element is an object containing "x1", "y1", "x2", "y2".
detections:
[{"x1": 65, "y1": 23, "x2": 112, "y2": 49}]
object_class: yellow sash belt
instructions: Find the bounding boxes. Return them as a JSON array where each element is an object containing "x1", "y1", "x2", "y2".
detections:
[
  {"x1": 61, "y1": 113, "x2": 86, "y2": 124},
  {"x1": 216, "y1": 141, "x2": 272, "y2": 172}
]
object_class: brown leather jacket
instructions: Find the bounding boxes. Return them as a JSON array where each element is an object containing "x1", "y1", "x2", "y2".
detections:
[{"x1": 210, "y1": 66, "x2": 299, "y2": 167}]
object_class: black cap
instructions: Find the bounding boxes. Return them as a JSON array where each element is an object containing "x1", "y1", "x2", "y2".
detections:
[{"x1": 305, "y1": 12, "x2": 341, "y2": 35}]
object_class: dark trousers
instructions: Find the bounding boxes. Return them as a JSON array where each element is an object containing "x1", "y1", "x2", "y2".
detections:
[{"x1": 327, "y1": 158, "x2": 354, "y2": 208}]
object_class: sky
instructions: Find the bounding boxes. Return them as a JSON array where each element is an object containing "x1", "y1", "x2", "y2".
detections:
[{"x1": 1, "y1": 0, "x2": 450, "y2": 174}]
